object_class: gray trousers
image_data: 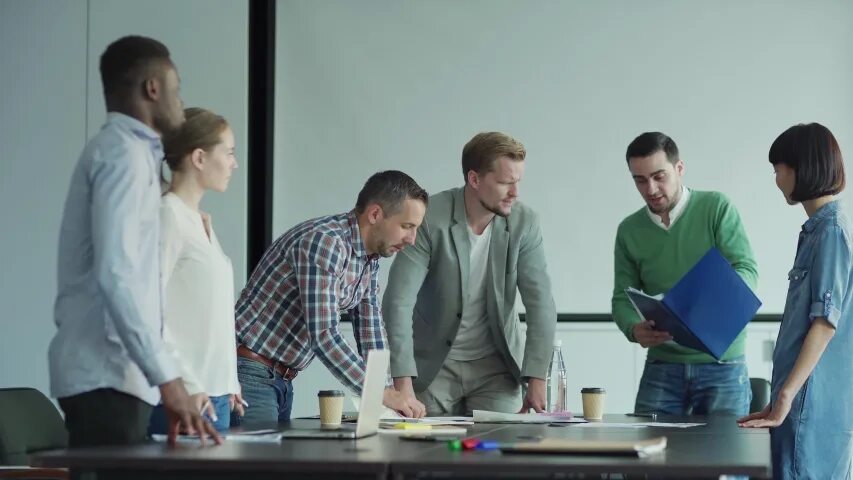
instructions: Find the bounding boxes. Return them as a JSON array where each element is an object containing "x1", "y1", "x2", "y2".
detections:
[{"x1": 416, "y1": 352, "x2": 521, "y2": 416}]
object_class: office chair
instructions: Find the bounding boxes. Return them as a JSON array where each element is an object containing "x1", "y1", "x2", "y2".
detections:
[
  {"x1": 749, "y1": 377, "x2": 771, "y2": 413},
  {"x1": 0, "y1": 388, "x2": 68, "y2": 479}
]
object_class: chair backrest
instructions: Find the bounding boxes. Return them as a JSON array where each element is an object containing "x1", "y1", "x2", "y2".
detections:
[
  {"x1": 749, "y1": 377, "x2": 771, "y2": 413},
  {"x1": 0, "y1": 388, "x2": 68, "y2": 465}
]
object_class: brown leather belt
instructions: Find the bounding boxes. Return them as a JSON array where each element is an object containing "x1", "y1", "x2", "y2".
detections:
[{"x1": 237, "y1": 344, "x2": 299, "y2": 380}]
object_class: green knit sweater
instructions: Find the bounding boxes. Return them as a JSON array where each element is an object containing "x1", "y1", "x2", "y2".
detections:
[{"x1": 611, "y1": 190, "x2": 759, "y2": 363}]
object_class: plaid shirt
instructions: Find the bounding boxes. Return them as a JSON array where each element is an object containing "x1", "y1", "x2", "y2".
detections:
[{"x1": 235, "y1": 211, "x2": 387, "y2": 394}]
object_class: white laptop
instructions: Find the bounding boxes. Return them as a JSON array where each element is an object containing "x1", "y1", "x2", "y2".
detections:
[{"x1": 280, "y1": 349, "x2": 389, "y2": 439}]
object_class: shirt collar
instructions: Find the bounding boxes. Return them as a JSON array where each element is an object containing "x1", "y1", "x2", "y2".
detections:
[
  {"x1": 346, "y1": 211, "x2": 374, "y2": 260},
  {"x1": 802, "y1": 200, "x2": 841, "y2": 233},
  {"x1": 107, "y1": 112, "x2": 162, "y2": 144},
  {"x1": 646, "y1": 186, "x2": 691, "y2": 229}
]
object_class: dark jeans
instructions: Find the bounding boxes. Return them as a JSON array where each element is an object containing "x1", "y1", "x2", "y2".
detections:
[
  {"x1": 634, "y1": 356, "x2": 751, "y2": 416},
  {"x1": 58, "y1": 388, "x2": 153, "y2": 480},
  {"x1": 231, "y1": 357, "x2": 294, "y2": 426}
]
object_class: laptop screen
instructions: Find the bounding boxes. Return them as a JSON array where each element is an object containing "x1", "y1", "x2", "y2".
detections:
[{"x1": 355, "y1": 349, "x2": 390, "y2": 437}]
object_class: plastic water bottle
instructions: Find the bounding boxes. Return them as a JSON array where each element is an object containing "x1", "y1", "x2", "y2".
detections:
[{"x1": 546, "y1": 339, "x2": 567, "y2": 413}]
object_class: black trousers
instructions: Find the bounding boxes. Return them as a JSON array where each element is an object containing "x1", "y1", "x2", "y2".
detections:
[{"x1": 58, "y1": 388, "x2": 153, "y2": 480}]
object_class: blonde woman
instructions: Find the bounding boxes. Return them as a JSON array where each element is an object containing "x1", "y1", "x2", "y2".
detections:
[{"x1": 148, "y1": 107, "x2": 243, "y2": 434}]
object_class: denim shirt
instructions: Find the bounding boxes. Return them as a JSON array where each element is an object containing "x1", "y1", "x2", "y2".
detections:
[{"x1": 771, "y1": 200, "x2": 853, "y2": 406}]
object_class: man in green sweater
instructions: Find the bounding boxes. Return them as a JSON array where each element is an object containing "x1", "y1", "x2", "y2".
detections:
[{"x1": 612, "y1": 132, "x2": 759, "y2": 416}]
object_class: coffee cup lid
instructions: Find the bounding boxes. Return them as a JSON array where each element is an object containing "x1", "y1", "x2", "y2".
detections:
[
  {"x1": 581, "y1": 387, "x2": 606, "y2": 394},
  {"x1": 318, "y1": 390, "x2": 344, "y2": 397}
]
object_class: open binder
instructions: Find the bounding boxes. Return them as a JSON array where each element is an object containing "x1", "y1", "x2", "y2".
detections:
[{"x1": 625, "y1": 248, "x2": 761, "y2": 360}]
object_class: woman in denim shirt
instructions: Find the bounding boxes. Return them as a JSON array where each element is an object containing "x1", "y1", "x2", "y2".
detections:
[{"x1": 739, "y1": 123, "x2": 852, "y2": 479}]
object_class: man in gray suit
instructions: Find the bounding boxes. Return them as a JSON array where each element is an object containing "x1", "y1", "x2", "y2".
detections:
[{"x1": 383, "y1": 132, "x2": 557, "y2": 415}]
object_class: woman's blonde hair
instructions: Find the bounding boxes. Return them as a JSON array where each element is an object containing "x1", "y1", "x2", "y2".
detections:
[{"x1": 161, "y1": 107, "x2": 229, "y2": 182}]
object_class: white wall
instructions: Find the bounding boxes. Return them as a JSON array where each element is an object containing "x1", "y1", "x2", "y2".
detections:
[
  {"x1": 0, "y1": 0, "x2": 248, "y2": 392},
  {"x1": 273, "y1": 0, "x2": 853, "y2": 314},
  {"x1": 86, "y1": 0, "x2": 249, "y2": 287},
  {"x1": 0, "y1": 0, "x2": 87, "y2": 394}
]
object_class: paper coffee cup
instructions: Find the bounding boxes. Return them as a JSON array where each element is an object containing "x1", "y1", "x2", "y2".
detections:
[
  {"x1": 581, "y1": 387, "x2": 606, "y2": 420},
  {"x1": 318, "y1": 390, "x2": 344, "y2": 427}
]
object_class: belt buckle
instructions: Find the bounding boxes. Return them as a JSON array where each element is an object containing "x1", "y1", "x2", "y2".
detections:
[{"x1": 273, "y1": 361, "x2": 291, "y2": 380}]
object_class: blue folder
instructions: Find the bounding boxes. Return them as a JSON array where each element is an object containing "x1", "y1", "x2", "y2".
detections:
[{"x1": 625, "y1": 248, "x2": 761, "y2": 360}]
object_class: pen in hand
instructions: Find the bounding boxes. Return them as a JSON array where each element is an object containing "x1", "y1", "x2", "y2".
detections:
[{"x1": 199, "y1": 399, "x2": 218, "y2": 422}]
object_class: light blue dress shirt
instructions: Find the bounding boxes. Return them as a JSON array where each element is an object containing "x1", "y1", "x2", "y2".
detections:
[
  {"x1": 49, "y1": 112, "x2": 179, "y2": 405},
  {"x1": 771, "y1": 200, "x2": 853, "y2": 479}
]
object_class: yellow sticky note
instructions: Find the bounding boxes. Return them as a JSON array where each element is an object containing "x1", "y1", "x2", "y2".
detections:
[{"x1": 392, "y1": 423, "x2": 432, "y2": 430}]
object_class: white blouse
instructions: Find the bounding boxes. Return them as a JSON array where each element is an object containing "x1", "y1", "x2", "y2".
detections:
[{"x1": 160, "y1": 192, "x2": 239, "y2": 396}]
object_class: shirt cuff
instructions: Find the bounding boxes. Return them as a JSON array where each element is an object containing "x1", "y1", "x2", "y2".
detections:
[{"x1": 809, "y1": 296, "x2": 841, "y2": 328}]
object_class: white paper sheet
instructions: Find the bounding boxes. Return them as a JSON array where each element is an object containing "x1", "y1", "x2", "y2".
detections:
[
  {"x1": 150, "y1": 429, "x2": 283, "y2": 444},
  {"x1": 473, "y1": 410, "x2": 586, "y2": 424},
  {"x1": 574, "y1": 422, "x2": 705, "y2": 428}
]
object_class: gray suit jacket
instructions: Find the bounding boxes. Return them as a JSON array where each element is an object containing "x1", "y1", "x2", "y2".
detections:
[{"x1": 383, "y1": 187, "x2": 557, "y2": 392}]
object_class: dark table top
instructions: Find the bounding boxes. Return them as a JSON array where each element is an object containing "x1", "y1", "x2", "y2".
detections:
[
  {"x1": 391, "y1": 414, "x2": 770, "y2": 478},
  {"x1": 32, "y1": 415, "x2": 771, "y2": 479}
]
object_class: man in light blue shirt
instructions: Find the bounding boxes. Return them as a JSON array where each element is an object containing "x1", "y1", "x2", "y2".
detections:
[{"x1": 49, "y1": 35, "x2": 219, "y2": 450}]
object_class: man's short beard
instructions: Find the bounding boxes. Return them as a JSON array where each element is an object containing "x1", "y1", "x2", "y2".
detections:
[
  {"x1": 650, "y1": 187, "x2": 682, "y2": 214},
  {"x1": 481, "y1": 199, "x2": 509, "y2": 218},
  {"x1": 376, "y1": 241, "x2": 398, "y2": 258}
]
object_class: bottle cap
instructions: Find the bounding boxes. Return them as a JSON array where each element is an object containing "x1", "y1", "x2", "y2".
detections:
[{"x1": 553, "y1": 339, "x2": 562, "y2": 347}]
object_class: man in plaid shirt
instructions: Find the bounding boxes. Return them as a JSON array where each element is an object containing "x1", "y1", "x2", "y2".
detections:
[{"x1": 233, "y1": 171, "x2": 429, "y2": 424}]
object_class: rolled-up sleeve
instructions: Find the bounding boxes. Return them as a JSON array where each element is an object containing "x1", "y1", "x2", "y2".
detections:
[
  {"x1": 808, "y1": 225, "x2": 851, "y2": 328},
  {"x1": 90, "y1": 144, "x2": 178, "y2": 386}
]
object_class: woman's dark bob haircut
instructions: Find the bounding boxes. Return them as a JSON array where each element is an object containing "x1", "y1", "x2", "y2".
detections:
[{"x1": 769, "y1": 123, "x2": 845, "y2": 202}]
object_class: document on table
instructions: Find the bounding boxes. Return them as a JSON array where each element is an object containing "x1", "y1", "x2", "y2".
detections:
[
  {"x1": 473, "y1": 410, "x2": 587, "y2": 424},
  {"x1": 380, "y1": 416, "x2": 473, "y2": 426},
  {"x1": 379, "y1": 407, "x2": 474, "y2": 425},
  {"x1": 150, "y1": 429, "x2": 283, "y2": 444},
  {"x1": 574, "y1": 422, "x2": 705, "y2": 428},
  {"x1": 377, "y1": 424, "x2": 468, "y2": 436}
]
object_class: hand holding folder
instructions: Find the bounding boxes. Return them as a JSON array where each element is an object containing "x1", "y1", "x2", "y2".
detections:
[{"x1": 625, "y1": 248, "x2": 761, "y2": 360}]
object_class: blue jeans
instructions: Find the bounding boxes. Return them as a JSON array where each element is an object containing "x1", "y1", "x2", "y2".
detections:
[
  {"x1": 230, "y1": 357, "x2": 294, "y2": 426},
  {"x1": 634, "y1": 356, "x2": 751, "y2": 416},
  {"x1": 148, "y1": 394, "x2": 231, "y2": 435}
]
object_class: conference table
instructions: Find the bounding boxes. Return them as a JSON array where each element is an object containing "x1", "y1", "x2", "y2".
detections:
[{"x1": 32, "y1": 414, "x2": 771, "y2": 479}]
